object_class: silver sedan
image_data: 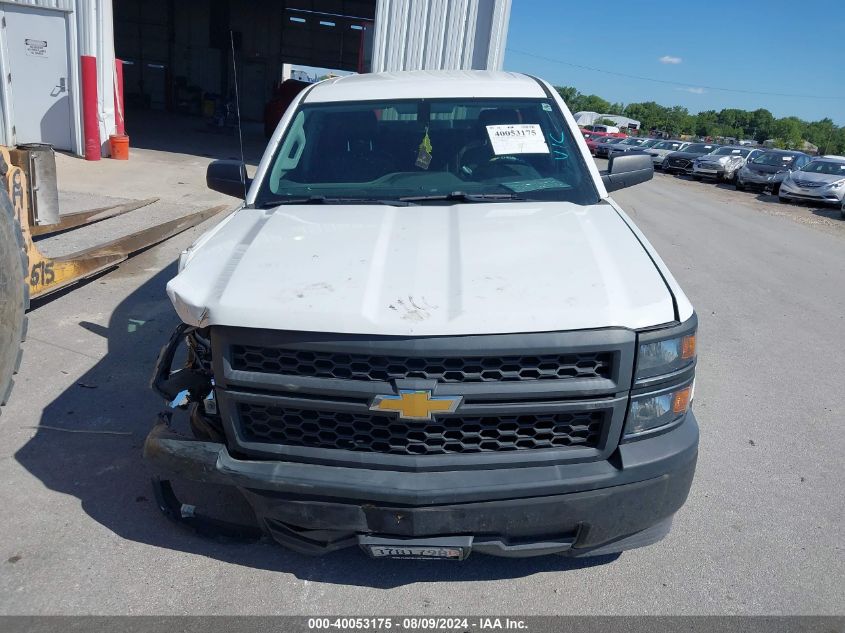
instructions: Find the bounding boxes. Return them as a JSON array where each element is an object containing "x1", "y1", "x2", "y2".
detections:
[
  {"x1": 644, "y1": 140, "x2": 689, "y2": 167},
  {"x1": 779, "y1": 157, "x2": 845, "y2": 206}
]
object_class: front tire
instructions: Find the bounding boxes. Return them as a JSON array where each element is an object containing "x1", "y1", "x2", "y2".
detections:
[
  {"x1": 778, "y1": 195, "x2": 790, "y2": 204},
  {"x1": 735, "y1": 179, "x2": 745, "y2": 191},
  {"x1": 0, "y1": 190, "x2": 28, "y2": 415},
  {"x1": 692, "y1": 175, "x2": 701, "y2": 181}
]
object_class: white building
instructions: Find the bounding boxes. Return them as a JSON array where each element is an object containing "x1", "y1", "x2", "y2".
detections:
[
  {"x1": 0, "y1": 0, "x2": 511, "y2": 156},
  {"x1": 574, "y1": 111, "x2": 640, "y2": 131}
]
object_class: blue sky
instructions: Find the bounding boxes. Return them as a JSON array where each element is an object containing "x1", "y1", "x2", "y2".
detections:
[{"x1": 503, "y1": 0, "x2": 845, "y2": 124}]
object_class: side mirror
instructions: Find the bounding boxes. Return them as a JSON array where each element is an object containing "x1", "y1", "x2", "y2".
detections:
[
  {"x1": 602, "y1": 153, "x2": 654, "y2": 192},
  {"x1": 206, "y1": 160, "x2": 251, "y2": 198}
]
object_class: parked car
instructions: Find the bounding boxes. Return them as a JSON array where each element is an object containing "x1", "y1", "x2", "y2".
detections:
[
  {"x1": 735, "y1": 150, "x2": 812, "y2": 194},
  {"x1": 583, "y1": 131, "x2": 608, "y2": 141},
  {"x1": 151, "y1": 70, "x2": 699, "y2": 561},
  {"x1": 594, "y1": 136, "x2": 629, "y2": 158},
  {"x1": 662, "y1": 143, "x2": 721, "y2": 175},
  {"x1": 608, "y1": 137, "x2": 661, "y2": 159},
  {"x1": 586, "y1": 135, "x2": 617, "y2": 155},
  {"x1": 645, "y1": 140, "x2": 689, "y2": 168},
  {"x1": 584, "y1": 123, "x2": 621, "y2": 134},
  {"x1": 691, "y1": 146, "x2": 764, "y2": 183},
  {"x1": 778, "y1": 156, "x2": 845, "y2": 207},
  {"x1": 582, "y1": 127, "x2": 626, "y2": 139}
]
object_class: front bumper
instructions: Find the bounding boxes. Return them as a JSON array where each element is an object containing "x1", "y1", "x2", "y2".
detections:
[
  {"x1": 779, "y1": 183, "x2": 844, "y2": 204},
  {"x1": 663, "y1": 160, "x2": 693, "y2": 174},
  {"x1": 144, "y1": 411, "x2": 699, "y2": 558},
  {"x1": 740, "y1": 170, "x2": 784, "y2": 186},
  {"x1": 692, "y1": 164, "x2": 726, "y2": 178}
]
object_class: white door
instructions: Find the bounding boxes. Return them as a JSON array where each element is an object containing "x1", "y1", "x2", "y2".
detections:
[{"x1": 2, "y1": 5, "x2": 73, "y2": 150}]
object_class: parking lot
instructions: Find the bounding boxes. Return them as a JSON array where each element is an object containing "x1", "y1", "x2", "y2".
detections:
[{"x1": 0, "y1": 153, "x2": 843, "y2": 616}]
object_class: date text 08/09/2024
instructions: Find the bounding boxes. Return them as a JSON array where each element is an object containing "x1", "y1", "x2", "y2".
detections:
[{"x1": 307, "y1": 618, "x2": 528, "y2": 631}]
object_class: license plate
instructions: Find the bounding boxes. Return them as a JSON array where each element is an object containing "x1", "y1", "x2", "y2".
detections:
[
  {"x1": 366, "y1": 545, "x2": 466, "y2": 560},
  {"x1": 359, "y1": 535, "x2": 472, "y2": 560}
]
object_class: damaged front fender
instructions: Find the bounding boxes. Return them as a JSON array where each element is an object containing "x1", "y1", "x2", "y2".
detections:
[
  {"x1": 145, "y1": 414, "x2": 263, "y2": 541},
  {"x1": 150, "y1": 323, "x2": 214, "y2": 404}
]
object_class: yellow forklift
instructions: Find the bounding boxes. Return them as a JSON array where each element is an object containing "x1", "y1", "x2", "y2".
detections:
[{"x1": 0, "y1": 144, "x2": 227, "y2": 415}]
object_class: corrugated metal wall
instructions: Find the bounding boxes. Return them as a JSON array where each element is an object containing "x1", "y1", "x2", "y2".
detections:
[
  {"x1": 0, "y1": 0, "x2": 75, "y2": 10},
  {"x1": 0, "y1": 0, "x2": 115, "y2": 154},
  {"x1": 370, "y1": 0, "x2": 510, "y2": 72}
]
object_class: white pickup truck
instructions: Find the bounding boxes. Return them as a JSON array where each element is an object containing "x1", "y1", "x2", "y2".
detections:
[{"x1": 147, "y1": 70, "x2": 699, "y2": 560}]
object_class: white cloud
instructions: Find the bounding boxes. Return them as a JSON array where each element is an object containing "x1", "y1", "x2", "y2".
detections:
[
  {"x1": 676, "y1": 86, "x2": 706, "y2": 94},
  {"x1": 659, "y1": 55, "x2": 683, "y2": 65}
]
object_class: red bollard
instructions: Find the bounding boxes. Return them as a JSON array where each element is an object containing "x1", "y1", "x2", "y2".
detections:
[
  {"x1": 114, "y1": 59, "x2": 125, "y2": 136},
  {"x1": 81, "y1": 55, "x2": 100, "y2": 161}
]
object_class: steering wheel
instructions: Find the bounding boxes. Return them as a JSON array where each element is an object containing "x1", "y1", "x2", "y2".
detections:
[
  {"x1": 472, "y1": 155, "x2": 541, "y2": 182},
  {"x1": 488, "y1": 155, "x2": 533, "y2": 167}
]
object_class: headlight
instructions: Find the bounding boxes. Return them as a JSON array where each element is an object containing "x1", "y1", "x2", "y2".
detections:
[
  {"x1": 634, "y1": 315, "x2": 697, "y2": 383},
  {"x1": 626, "y1": 315, "x2": 697, "y2": 439},
  {"x1": 828, "y1": 179, "x2": 845, "y2": 189},
  {"x1": 625, "y1": 379, "x2": 694, "y2": 438}
]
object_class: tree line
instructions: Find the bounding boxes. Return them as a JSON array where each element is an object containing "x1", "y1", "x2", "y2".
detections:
[{"x1": 555, "y1": 86, "x2": 845, "y2": 154}]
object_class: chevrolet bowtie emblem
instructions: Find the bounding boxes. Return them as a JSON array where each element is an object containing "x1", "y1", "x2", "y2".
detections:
[{"x1": 370, "y1": 390, "x2": 462, "y2": 420}]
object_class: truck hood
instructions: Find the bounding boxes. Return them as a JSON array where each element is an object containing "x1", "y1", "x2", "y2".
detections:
[{"x1": 168, "y1": 201, "x2": 675, "y2": 336}]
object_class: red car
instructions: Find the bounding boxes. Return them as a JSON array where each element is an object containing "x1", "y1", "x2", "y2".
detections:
[
  {"x1": 263, "y1": 79, "x2": 311, "y2": 138},
  {"x1": 585, "y1": 132, "x2": 627, "y2": 155}
]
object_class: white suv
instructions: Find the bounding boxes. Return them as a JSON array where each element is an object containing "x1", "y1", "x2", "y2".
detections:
[{"x1": 147, "y1": 71, "x2": 699, "y2": 561}]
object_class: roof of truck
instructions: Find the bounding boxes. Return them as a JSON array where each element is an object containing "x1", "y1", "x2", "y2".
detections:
[{"x1": 304, "y1": 70, "x2": 548, "y2": 103}]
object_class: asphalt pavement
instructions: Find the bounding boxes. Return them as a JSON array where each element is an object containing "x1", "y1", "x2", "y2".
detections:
[{"x1": 0, "y1": 165, "x2": 842, "y2": 615}]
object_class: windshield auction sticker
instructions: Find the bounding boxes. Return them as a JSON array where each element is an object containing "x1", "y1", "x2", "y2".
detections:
[{"x1": 486, "y1": 124, "x2": 549, "y2": 155}]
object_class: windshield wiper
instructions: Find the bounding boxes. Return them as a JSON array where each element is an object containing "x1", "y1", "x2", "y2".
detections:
[
  {"x1": 255, "y1": 196, "x2": 415, "y2": 208},
  {"x1": 398, "y1": 191, "x2": 526, "y2": 203}
]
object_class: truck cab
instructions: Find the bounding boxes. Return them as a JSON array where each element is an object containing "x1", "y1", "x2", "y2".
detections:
[{"x1": 147, "y1": 70, "x2": 699, "y2": 560}]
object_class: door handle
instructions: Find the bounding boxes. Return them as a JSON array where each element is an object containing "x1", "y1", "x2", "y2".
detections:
[{"x1": 58, "y1": 77, "x2": 66, "y2": 92}]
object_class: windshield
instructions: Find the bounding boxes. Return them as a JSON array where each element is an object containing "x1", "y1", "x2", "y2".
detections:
[
  {"x1": 256, "y1": 98, "x2": 599, "y2": 206},
  {"x1": 619, "y1": 138, "x2": 647, "y2": 146},
  {"x1": 753, "y1": 152, "x2": 796, "y2": 166},
  {"x1": 653, "y1": 141, "x2": 684, "y2": 150},
  {"x1": 799, "y1": 160, "x2": 845, "y2": 175},
  {"x1": 640, "y1": 138, "x2": 661, "y2": 148},
  {"x1": 684, "y1": 143, "x2": 719, "y2": 153},
  {"x1": 712, "y1": 147, "x2": 750, "y2": 157}
]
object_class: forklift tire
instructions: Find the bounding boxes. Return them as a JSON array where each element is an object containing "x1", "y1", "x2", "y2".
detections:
[{"x1": 0, "y1": 190, "x2": 28, "y2": 415}]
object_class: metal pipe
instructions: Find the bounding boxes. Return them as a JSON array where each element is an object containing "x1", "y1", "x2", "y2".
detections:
[{"x1": 114, "y1": 59, "x2": 125, "y2": 135}]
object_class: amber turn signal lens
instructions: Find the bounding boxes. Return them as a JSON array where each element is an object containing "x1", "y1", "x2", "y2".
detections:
[
  {"x1": 681, "y1": 334, "x2": 696, "y2": 359},
  {"x1": 672, "y1": 386, "x2": 692, "y2": 414}
]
